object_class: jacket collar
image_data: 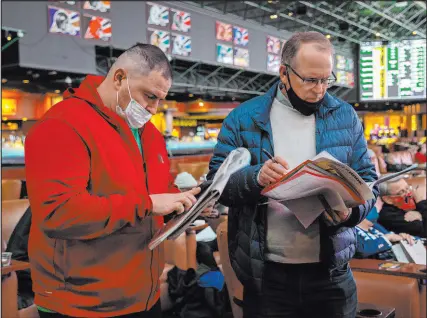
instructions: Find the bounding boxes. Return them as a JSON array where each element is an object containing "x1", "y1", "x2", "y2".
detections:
[
  {"x1": 63, "y1": 75, "x2": 128, "y2": 132},
  {"x1": 251, "y1": 80, "x2": 341, "y2": 129}
]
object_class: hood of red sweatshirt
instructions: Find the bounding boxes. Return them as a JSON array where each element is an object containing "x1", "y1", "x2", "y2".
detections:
[
  {"x1": 63, "y1": 75, "x2": 106, "y2": 106},
  {"x1": 64, "y1": 75, "x2": 129, "y2": 131}
]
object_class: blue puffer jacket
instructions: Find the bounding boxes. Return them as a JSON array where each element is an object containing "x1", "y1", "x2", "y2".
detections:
[{"x1": 207, "y1": 81, "x2": 379, "y2": 294}]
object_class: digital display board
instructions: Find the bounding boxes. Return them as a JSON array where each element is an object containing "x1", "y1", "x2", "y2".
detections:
[
  {"x1": 360, "y1": 40, "x2": 426, "y2": 101},
  {"x1": 334, "y1": 54, "x2": 354, "y2": 87}
]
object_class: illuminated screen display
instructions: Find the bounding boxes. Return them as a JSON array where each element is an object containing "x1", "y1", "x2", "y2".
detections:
[
  {"x1": 359, "y1": 40, "x2": 426, "y2": 101},
  {"x1": 334, "y1": 54, "x2": 354, "y2": 87}
]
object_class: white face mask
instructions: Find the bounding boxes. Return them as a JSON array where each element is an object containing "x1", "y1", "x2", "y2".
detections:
[{"x1": 116, "y1": 78, "x2": 152, "y2": 129}]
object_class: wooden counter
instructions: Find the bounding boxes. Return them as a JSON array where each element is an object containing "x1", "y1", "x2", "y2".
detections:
[
  {"x1": 1, "y1": 260, "x2": 30, "y2": 276},
  {"x1": 350, "y1": 259, "x2": 426, "y2": 280}
]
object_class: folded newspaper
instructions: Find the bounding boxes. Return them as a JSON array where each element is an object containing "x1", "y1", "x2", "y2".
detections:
[
  {"x1": 392, "y1": 240, "x2": 426, "y2": 265},
  {"x1": 148, "y1": 147, "x2": 251, "y2": 250},
  {"x1": 261, "y1": 151, "x2": 418, "y2": 229}
]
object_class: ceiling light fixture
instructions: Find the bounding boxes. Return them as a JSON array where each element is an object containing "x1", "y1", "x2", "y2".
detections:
[
  {"x1": 1, "y1": 78, "x2": 7, "y2": 84},
  {"x1": 395, "y1": 1, "x2": 408, "y2": 7},
  {"x1": 54, "y1": 90, "x2": 61, "y2": 94},
  {"x1": 412, "y1": 31, "x2": 417, "y2": 35},
  {"x1": 199, "y1": 102, "x2": 204, "y2": 107},
  {"x1": 288, "y1": 12, "x2": 293, "y2": 16},
  {"x1": 376, "y1": 32, "x2": 381, "y2": 37},
  {"x1": 326, "y1": 34, "x2": 331, "y2": 39},
  {"x1": 22, "y1": 79, "x2": 30, "y2": 84},
  {"x1": 270, "y1": 14, "x2": 278, "y2": 19}
]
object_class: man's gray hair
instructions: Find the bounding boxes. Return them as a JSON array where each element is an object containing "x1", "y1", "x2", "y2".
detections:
[
  {"x1": 378, "y1": 178, "x2": 405, "y2": 197},
  {"x1": 281, "y1": 31, "x2": 335, "y2": 67},
  {"x1": 112, "y1": 43, "x2": 173, "y2": 80}
]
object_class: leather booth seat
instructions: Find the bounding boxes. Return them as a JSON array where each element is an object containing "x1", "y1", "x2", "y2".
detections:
[
  {"x1": 353, "y1": 271, "x2": 424, "y2": 318},
  {"x1": 2, "y1": 179, "x2": 22, "y2": 201},
  {"x1": 216, "y1": 221, "x2": 244, "y2": 318},
  {"x1": 216, "y1": 220, "x2": 427, "y2": 318}
]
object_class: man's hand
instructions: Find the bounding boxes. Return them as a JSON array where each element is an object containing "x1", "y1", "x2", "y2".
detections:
[
  {"x1": 398, "y1": 233, "x2": 415, "y2": 245},
  {"x1": 404, "y1": 210, "x2": 423, "y2": 222},
  {"x1": 150, "y1": 187, "x2": 201, "y2": 216},
  {"x1": 258, "y1": 157, "x2": 290, "y2": 187},
  {"x1": 413, "y1": 186, "x2": 426, "y2": 203},
  {"x1": 384, "y1": 233, "x2": 403, "y2": 243}
]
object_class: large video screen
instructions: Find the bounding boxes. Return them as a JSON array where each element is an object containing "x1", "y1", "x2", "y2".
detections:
[{"x1": 359, "y1": 40, "x2": 426, "y2": 101}]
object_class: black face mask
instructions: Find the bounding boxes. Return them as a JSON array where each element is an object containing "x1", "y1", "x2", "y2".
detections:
[{"x1": 281, "y1": 73, "x2": 324, "y2": 116}]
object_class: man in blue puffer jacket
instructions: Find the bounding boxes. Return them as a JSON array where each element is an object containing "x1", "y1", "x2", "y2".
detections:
[{"x1": 207, "y1": 31, "x2": 378, "y2": 318}]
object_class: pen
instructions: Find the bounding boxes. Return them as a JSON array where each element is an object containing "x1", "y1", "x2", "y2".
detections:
[{"x1": 262, "y1": 148, "x2": 277, "y2": 163}]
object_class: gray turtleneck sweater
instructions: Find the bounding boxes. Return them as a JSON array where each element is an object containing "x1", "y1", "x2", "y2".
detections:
[{"x1": 264, "y1": 86, "x2": 321, "y2": 263}]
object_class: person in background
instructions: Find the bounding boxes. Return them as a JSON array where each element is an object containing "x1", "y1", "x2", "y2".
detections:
[
  {"x1": 378, "y1": 178, "x2": 427, "y2": 238},
  {"x1": 208, "y1": 31, "x2": 378, "y2": 318},
  {"x1": 174, "y1": 171, "x2": 198, "y2": 191},
  {"x1": 355, "y1": 198, "x2": 416, "y2": 260},
  {"x1": 415, "y1": 142, "x2": 426, "y2": 164},
  {"x1": 174, "y1": 172, "x2": 220, "y2": 269},
  {"x1": 367, "y1": 148, "x2": 381, "y2": 177},
  {"x1": 25, "y1": 43, "x2": 200, "y2": 318}
]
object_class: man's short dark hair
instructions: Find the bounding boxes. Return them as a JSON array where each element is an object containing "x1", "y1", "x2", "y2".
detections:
[{"x1": 120, "y1": 43, "x2": 173, "y2": 80}]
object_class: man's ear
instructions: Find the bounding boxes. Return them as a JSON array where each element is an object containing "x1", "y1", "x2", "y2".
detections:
[
  {"x1": 113, "y1": 68, "x2": 126, "y2": 90},
  {"x1": 279, "y1": 64, "x2": 288, "y2": 86},
  {"x1": 381, "y1": 196, "x2": 392, "y2": 205}
]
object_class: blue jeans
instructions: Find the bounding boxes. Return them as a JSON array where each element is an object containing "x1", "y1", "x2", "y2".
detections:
[{"x1": 243, "y1": 261, "x2": 357, "y2": 318}]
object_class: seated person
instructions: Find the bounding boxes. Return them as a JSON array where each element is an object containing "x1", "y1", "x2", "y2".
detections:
[
  {"x1": 195, "y1": 201, "x2": 220, "y2": 270},
  {"x1": 415, "y1": 142, "x2": 426, "y2": 164},
  {"x1": 4, "y1": 206, "x2": 34, "y2": 310},
  {"x1": 355, "y1": 199, "x2": 416, "y2": 260},
  {"x1": 378, "y1": 177, "x2": 427, "y2": 238},
  {"x1": 174, "y1": 172, "x2": 218, "y2": 267}
]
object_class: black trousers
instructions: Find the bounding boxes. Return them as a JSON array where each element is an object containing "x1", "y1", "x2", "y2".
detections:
[
  {"x1": 37, "y1": 301, "x2": 162, "y2": 318},
  {"x1": 243, "y1": 262, "x2": 358, "y2": 318}
]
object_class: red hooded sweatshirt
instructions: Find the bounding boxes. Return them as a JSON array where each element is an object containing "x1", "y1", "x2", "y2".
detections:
[{"x1": 25, "y1": 75, "x2": 179, "y2": 317}]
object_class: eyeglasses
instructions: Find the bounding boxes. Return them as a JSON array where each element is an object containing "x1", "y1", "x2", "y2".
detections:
[
  {"x1": 393, "y1": 185, "x2": 413, "y2": 196},
  {"x1": 285, "y1": 64, "x2": 336, "y2": 89}
]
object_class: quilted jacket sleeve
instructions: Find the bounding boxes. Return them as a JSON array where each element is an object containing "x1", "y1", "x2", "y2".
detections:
[
  {"x1": 207, "y1": 111, "x2": 263, "y2": 207},
  {"x1": 342, "y1": 109, "x2": 379, "y2": 227}
]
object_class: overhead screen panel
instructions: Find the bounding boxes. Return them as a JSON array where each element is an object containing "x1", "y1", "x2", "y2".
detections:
[{"x1": 359, "y1": 40, "x2": 426, "y2": 101}]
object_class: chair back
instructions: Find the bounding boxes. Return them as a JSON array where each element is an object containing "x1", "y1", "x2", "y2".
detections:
[
  {"x1": 1, "y1": 199, "x2": 30, "y2": 245},
  {"x1": 2, "y1": 180, "x2": 22, "y2": 201},
  {"x1": 216, "y1": 221, "x2": 243, "y2": 318}
]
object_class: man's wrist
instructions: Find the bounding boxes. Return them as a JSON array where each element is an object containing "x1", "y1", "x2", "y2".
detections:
[{"x1": 256, "y1": 169, "x2": 263, "y2": 187}]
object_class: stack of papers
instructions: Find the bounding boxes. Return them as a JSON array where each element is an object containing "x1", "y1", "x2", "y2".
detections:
[
  {"x1": 261, "y1": 151, "x2": 374, "y2": 228},
  {"x1": 262, "y1": 151, "x2": 418, "y2": 228},
  {"x1": 392, "y1": 240, "x2": 426, "y2": 265},
  {"x1": 149, "y1": 147, "x2": 251, "y2": 250}
]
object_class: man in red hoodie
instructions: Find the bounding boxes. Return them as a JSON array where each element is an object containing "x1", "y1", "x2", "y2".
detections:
[{"x1": 25, "y1": 43, "x2": 200, "y2": 318}]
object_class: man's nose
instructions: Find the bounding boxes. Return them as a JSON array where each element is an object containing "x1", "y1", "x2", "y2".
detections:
[
  {"x1": 312, "y1": 82, "x2": 325, "y2": 95},
  {"x1": 147, "y1": 100, "x2": 160, "y2": 114}
]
